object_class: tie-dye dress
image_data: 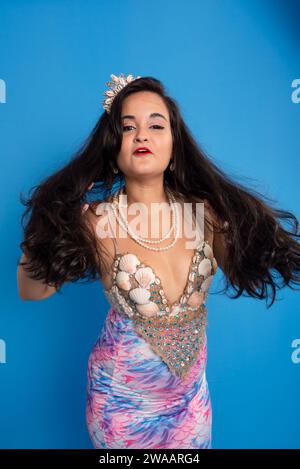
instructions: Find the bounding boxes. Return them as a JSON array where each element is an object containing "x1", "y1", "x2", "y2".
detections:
[{"x1": 86, "y1": 221, "x2": 218, "y2": 449}]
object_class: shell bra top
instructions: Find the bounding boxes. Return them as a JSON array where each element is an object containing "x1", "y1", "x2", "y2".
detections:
[{"x1": 96, "y1": 199, "x2": 219, "y2": 380}]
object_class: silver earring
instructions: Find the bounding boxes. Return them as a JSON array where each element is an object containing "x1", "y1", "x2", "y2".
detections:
[
  {"x1": 113, "y1": 166, "x2": 119, "y2": 174},
  {"x1": 169, "y1": 160, "x2": 175, "y2": 171}
]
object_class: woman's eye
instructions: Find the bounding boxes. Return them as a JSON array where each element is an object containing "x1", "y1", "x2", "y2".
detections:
[
  {"x1": 122, "y1": 125, "x2": 164, "y2": 132},
  {"x1": 122, "y1": 125, "x2": 134, "y2": 132}
]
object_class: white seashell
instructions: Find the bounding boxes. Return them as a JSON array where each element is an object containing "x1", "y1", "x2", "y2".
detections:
[
  {"x1": 200, "y1": 275, "x2": 214, "y2": 292},
  {"x1": 198, "y1": 258, "x2": 212, "y2": 278},
  {"x1": 189, "y1": 271, "x2": 196, "y2": 282},
  {"x1": 180, "y1": 295, "x2": 187, "y2": 304},
  {"x1": 119, "y1": 253, "x2": 140, "y2": 274},
  {"x1": 116, "y1": 271, "x2": 131, "y2": 290},
  {"x1": 187, "y1": 283, "x2": 194, "y2": 294},
  {"x1": 134, "y1": 267, "x2": 155, "y2": 289},
  {"x1": 136, "y1": 301, "x2": 160, "y2": 317},
  {"x1": 104, "y1": 90, "x2": 115, "y2": 97},
  {"x1": 203, "y1": 242, "x2": 214, "y2": 259},
  {"x1": 187, "y1": 291, "x2": 205, "y2": 307},
  {"x1": 129, "y1": 287, "x2": 150, "y2": 304}
]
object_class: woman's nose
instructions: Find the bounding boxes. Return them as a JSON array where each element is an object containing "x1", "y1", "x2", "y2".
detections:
[{"x1": 134, "y1": 135, "x2": 148, "y2": 142}]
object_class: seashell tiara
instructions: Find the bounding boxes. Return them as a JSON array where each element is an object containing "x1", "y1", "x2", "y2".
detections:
[{"x1": 102, "y1": 73, "x2": 142, "y2": 113}]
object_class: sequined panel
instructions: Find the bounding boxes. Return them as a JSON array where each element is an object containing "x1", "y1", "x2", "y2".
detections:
[{"x1": 132, "y1": 305, "x2": 207, "y2": 380}]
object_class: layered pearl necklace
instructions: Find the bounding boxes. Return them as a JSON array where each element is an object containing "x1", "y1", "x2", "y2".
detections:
[{"x1": 110, "y1": 186, "x2": 180, "y2": 252}]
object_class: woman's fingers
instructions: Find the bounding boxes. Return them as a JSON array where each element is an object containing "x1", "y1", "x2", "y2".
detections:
[
  {"x1": 82, "y1": 182, "x2": 94, "y2": 213},
  {"x1": 81, "y1": 203, "x2": 89, "y2": 214}
]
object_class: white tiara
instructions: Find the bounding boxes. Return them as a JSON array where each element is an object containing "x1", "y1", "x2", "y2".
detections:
[{"x1": 102, "y1": 73, "x2": 141, "y2": 113}]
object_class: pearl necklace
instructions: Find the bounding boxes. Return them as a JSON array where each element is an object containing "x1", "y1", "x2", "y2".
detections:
[
  {"x1": 110, "y1": 187, "x2": 180, "y2": 252},
  {"x1": 116, "y1": 186, "x2": 175, "y2": 243}
]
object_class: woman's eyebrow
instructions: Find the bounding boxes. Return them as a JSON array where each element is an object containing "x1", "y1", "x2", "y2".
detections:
[{"x1": 121, "y1": 112, "x2": 168, "y2": 121}]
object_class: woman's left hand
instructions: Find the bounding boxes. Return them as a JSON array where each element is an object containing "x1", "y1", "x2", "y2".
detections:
[{"x1": 81, "y1": 181, "x2": 95, "y2": 214}]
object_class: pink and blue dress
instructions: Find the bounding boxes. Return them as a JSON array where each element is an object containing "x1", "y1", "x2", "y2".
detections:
[{"x1": 86, "y1": 211, "x2": 218, "y2": 449}]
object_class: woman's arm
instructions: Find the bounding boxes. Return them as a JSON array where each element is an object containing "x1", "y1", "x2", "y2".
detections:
[
  {"x1": 17, "y1": 251, "x2": 57, "y2": 301},
  {"x1": 17, "y1": 194, "x2": 95, "y2": 301},
  {"x1": 17, "y1": 181, "x2": 97, "y2": 302}
]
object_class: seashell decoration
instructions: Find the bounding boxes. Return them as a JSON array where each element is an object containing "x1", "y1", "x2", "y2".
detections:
[
  {"x1": 134, "y1": 267, "x2": 155, "y2": 289},
  {"x1": 115, "y1": 271, "x2": 131, "y2": 291},
  {"x1": 200, "y1": 275, "x2": 214, "y2": 292},
  {"x1": 192, "y1": 254, "x2": 199, "y2": 264},
  {"x1": 136, "y1": 301, "x2": 160, "y2": 317},
  {"x1": 180, "y1": 295, "x2": 187, "y2": 304},
  {"x1": 129, "y1": 287, "x2": 151, "y2": 304},
  {"x1": 189, "y1": 271, "x2": 196, "y2": 282},
  {"x1": 103, "y1": 235, "x2": 219, "y2": 322},
  {"x1": 203, "y1": 242, "x2": 214, "y2": 259},
  {"x1": 119, "y1": 253, "x2": 140, "y2": 274},
  {"x1": 103, "y1": 73, "x2": 141, "y2": 113},
  {"x1": 198, "y1": 258, "x2": 212, "y2": 278},
  {"x1": 106, "y1": 285, "x2": 134, "y2": 318},
  {"x1": 187, "y1": 290, "x2": 205, "y2": 307}
]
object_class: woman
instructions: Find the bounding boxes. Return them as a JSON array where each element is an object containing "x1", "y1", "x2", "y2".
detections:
[{"x1": 17, "y1": 73, "x2": 300, "y2": 449}]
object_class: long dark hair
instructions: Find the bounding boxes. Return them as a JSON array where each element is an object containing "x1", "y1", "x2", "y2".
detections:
[{"x1": 19, "y1": 76, "x2": 300, "y2": 307}]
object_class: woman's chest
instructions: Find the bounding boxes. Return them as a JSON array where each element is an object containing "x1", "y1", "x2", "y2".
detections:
[{"x1": 100, "y1": 215, "x2": 214, "y2": 306}]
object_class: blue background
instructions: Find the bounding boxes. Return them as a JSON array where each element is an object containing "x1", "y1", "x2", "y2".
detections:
[{"x1": 0, "y1": 0, "x2": 299, "y2": 449}]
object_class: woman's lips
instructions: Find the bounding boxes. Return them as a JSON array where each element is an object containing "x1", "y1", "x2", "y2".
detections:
[{"x1": 133, "y1": 151, "x2": 152, "y2": 156}]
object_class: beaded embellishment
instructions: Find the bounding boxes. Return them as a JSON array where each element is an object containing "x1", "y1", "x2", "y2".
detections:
[
  {"x1": 103, "y1": 240, "x2": 218, "y2": 379},
  {"x1": 132, "y1": 305, "x2": 208, "y2": 379}
]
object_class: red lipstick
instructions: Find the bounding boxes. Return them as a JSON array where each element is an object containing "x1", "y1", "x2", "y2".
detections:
[{"x1": 133, "y1": 146, "x2": 153, "y2": 155}]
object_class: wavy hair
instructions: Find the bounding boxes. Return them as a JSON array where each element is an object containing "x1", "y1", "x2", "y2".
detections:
[{"x1": 19, "y1": 76, "x2": 300, "y2": 307}]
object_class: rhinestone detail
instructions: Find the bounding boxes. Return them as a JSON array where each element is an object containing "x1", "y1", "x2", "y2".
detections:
[{"x1": 132, "y1": 304, "x2": 208, "y2": 379}]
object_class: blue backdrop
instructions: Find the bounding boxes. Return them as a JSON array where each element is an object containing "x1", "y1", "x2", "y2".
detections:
[{"x1": 0, "y1": 0, "x2": 299, "y2": 449}]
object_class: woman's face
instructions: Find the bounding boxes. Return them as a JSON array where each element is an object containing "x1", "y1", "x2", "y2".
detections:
[{"x1": 116, "y1": 91, "x2": 173, "y2": 178}]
